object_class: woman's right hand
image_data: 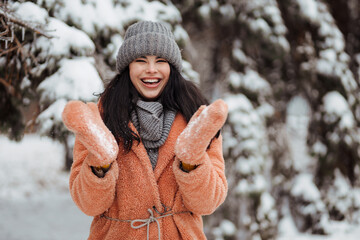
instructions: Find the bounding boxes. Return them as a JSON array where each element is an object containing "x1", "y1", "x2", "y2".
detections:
[{"x1": 62, "y1": 101, "x2": 119, "y2": 167}]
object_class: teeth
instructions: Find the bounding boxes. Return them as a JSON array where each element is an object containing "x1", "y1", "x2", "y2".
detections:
[{"x1": 142, "y1": 79, "x2": 160, "y2": 83}]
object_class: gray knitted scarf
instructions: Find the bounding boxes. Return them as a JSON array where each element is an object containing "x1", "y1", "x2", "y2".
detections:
[{"x1": 131, "y1": 100, "x2": 176, "y2": 169}]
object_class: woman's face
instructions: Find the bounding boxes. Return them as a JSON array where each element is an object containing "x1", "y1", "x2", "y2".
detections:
[{"x1": 129, "y1": 55, "x2": 170, "y2": 101}]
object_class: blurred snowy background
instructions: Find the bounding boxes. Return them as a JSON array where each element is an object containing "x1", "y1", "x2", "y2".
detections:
[{"x1": 1, "y1": 0, "x2": 360, "y2": 239}]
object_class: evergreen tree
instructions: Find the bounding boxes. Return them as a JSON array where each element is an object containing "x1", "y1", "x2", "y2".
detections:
[
  {"x1": 1, "y1": 0, "x2": 360, "y2": 239},
  {"x1": 174, "y1": 0, "x2": 360, "y2": 239}
]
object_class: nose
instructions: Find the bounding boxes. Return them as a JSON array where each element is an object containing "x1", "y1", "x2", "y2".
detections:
[{"x1": 145, "y1": 62, "x2": 158, "y2": 73}]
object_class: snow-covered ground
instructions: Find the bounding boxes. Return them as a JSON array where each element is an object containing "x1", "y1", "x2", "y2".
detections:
[
  {"x1": 1, "y1": 132, "x2": 360, "y2": 239},
  {"x1": 0, "y1": 135, "x2": 92, "y2": 240}
]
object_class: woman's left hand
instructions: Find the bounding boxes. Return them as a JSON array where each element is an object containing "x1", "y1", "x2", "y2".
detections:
[{"x1": 174, "y1": 99, "x2": 228, "y2": 167}]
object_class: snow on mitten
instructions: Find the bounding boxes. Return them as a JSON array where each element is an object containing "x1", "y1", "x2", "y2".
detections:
[
  {"x1": 175, "y1": 99, "x2": 228, "y2": 166},
  {"x1": 62, "y1": 101, "x2": 118, "y2": 166}
]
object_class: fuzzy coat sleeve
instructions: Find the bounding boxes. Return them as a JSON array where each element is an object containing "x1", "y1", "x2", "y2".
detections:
[
  {"x1": 69, "y1": 138, "x2": 119, "y2": 216},
  {"x1": 173, "y1": 135, "x2": 227, "y2": 215}
]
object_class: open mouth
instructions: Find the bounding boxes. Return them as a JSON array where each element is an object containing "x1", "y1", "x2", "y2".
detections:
[{"x1": 141, "y1": 78, "x2": 161, "y2": 85}]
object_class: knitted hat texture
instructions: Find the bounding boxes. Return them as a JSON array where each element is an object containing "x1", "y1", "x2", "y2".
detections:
[{"x1": 116, "y1": 21, "x2": 182, "y2": 73}]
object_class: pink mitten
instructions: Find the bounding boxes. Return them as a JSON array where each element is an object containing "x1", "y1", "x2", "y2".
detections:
[
  {"x1": 175, "y1": 99, "x2": 228, "y2": 165},
  {"x1": 62, "y1": 101, "x2": 119, "y2": 166}
]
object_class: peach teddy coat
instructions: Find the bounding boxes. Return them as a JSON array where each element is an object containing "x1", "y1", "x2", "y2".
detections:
[{"x1": 69, "y1": 109, "x2": 228, "y2": 239}]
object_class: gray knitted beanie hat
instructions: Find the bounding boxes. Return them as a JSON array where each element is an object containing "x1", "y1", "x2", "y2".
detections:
[{"x1": 116, "y1": 21, "x2": 182, "y2": 74}]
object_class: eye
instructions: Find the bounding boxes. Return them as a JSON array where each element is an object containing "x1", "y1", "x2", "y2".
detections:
[
  {"x1": 157, "y1": 59, "x2": 168, "y2": 63},
  {"x1": 135, "y1": 59, "x2": 146, "y2": 63}
]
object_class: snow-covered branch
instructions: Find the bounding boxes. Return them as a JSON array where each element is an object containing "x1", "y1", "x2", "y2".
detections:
[{"x1": 0, "y1": 6, "x2": 52, "y2": 42}]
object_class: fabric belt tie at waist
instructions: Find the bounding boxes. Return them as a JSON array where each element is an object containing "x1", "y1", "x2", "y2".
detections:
[
  {"x1": 131, "y1": 208, "x2": 169, "y2": 240},
  {"x1": 101, "y1": 208, "x2": 190, "y2": 240}
]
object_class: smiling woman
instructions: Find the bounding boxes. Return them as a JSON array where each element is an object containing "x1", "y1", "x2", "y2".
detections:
[
  {"x1": 129, "y1": 56, "x2": 170, "y2": 100},
  {"x1": 62, "y1": 20, "x2": 228, "y2": 240}
]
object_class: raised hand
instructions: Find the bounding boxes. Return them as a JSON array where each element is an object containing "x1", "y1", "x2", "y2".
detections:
[
  {"x1": 62, "y1": 101, "x2": 118, "y2": 165},
  {"x1": 175, "y1": 99, "x2": 228, "y2": 166}
]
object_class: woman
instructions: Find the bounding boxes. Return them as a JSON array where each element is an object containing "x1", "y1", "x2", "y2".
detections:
[{"x1": 62, "y1": 21, "x2": 228, "y2": 240}]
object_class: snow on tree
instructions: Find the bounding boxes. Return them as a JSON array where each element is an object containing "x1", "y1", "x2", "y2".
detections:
[
  {"x1": 1, "y1": 0, "x2": 195, "y2": 169},
  {"x1": 281, "y1": 0, "x2": 360, "y2": 234},
  {"x1": 174, "y1": 0, "x2": 360, "y2": 239},
  {"x1": 0, "y1": 0, "x2": 52, "y2": 141},
  {"x1": 2, "y1": 0, "x2": 360, "y2": 239},
  {"x1": 171, "y1": 0, "x2": 287, "y2": 238},
  {"x1": 290, "y1": 172, "x2": 330, "y2": 233}
]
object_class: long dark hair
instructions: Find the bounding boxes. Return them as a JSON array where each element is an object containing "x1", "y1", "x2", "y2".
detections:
[{"x1": 99, "y1": 64, "x2": 209, "y2": 151}]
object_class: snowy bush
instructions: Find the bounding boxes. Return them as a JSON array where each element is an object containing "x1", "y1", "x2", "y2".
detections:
[
  {"x1": 290, "y1": 173, "x2": 329, "y2": 234},
  {"x1": 325, "y1": 169, "x2": 360, "y2": 223},
  {"x1": 238, "y1": 0, "x2": 289, "y2": 53}
]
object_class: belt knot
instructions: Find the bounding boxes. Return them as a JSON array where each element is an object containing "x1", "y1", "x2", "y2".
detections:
[{"x1": 101, "y1": 205, "x2": 190, "y2": 240}]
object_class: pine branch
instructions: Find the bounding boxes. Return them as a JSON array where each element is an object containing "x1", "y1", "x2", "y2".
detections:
[{"x1": 0, "y1": 6, "x2": 53, "y2": 40}]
